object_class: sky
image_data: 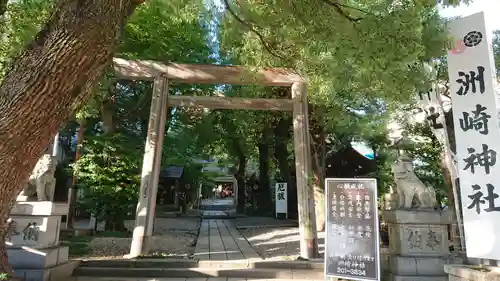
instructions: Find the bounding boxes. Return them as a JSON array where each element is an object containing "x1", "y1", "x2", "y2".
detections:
[{"x1": 439, "y1": 0, "x2": 500, "y2": 34}]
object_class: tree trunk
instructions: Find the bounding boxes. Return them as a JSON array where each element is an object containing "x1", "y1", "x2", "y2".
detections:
[
  {"x1": 256, "y1": 128, "x2": 272, "y2": 211},
  {"x1": 310, "y1": 136, "x2": 325, "y2": 232},
  {"x1": 179, "y1": 184, "x2": 188, "y2": 214},
  {"x1": 175, "y1": 188, "x2": 180, "y2": 209},
  {"x1": 273, "y1": 115, "x2": 297, "y2": 219},
  {"x1": 233, "y1": 141, "x2": 246, "y2": 214},
  {"x1": 440, "y1": 150, "x2": 463, "y2": 251},
  {"x1": 67, "y1": 119, "x2": 86, "y2": 229},
  {"x1": 309, "y1": 106, "x2": 326, "y2": 232},
  {"x1": 0, "y1": 0, "x2": 141, "y2": 274},
  {"x1": 0, "y1": 0, "x2": 6, "y2": 17},
  {"x1": 441, "y1": 152, "x2": 454, "y2": 207},
  {"x1": 100, "y1": 97, "x2": 115, "y2": 135}
]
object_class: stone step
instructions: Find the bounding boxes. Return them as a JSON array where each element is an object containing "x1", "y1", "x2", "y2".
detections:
[
  {"x1": 72, "y1": 267, "x2": 324, "y2": 279},
  {"x1": 77, "y1": 259, "x2": 324, "y2": 270},
  {"x1": 73, "y1": 276, "x2": 324, "y2": 281},
  {"x1": 200, "y1": 215, "x2": 233, "y2": 220}
]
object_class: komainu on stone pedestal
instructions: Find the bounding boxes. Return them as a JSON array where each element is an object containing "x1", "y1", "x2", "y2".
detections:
[
  {"x1": 18, "y1": 154, "x2": 57, "y2": 202},
  {"x1": 391, "y1": 155, "x2": 437, "y2": 209}
]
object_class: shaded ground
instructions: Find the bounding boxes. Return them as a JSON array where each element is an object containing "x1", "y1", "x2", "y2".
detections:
[
  {"x1": 124, "y1": 217, "x2": 200, "y2": 234},
  {"x1": 239, "y1": 226, "x2": 325, "y2": 260},
  {"x1": 65, "y1": 218, "x2": 200, "y2": 259},
  {"x1": 232, "y1": 217, "x2": 298, "y2": 228}
]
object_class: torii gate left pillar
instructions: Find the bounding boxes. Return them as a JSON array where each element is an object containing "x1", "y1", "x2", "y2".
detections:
[{"x1": 127, "y1": 77, "x2": 168, "y2": 258}]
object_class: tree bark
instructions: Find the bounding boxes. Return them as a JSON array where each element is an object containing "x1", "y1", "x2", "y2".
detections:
[
  {"x1": 233, "y1": 141, "x2": 246, "y2": 214},
  {"x1": 440, "y1": 150, "x2": 463, "y2": 251},
  {"x1": 256, "y1": 128, "x2": 272, "y2": 210},
  {"x1": 101, "y1": 98, "x2": 115, "y2": 135},
  {"x1": 0, "y1": 0, "x2": 7, "y2": 19},
  {"x1": 0, "y1": 0, "x2": 140, "y2": 274},
  {"x1": 309, "y1": 106, "x2": 326, "y2": 232},
  {"x1": 441, "y1": 152, "x2": 454, "y2": 207},
  {"x1": 310, "y1": 135, "x2": 325, "y2": 232},
  {"x1": 273, "y1": 115, "x2": 297, "y2": 219},
  {"x1": 67, "y1": 119, "x2": 86, "y2": 229}
]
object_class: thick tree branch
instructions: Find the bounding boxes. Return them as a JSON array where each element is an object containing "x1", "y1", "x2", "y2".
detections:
[
  {"x1": 320, "y1": 0, "x2": 363, "y2": 22},
  {"x1": 290, "y1": 1, "x2": 308, "y2": 25},
  {"x1": 0, "y1": 0, "x2": 7, "y2": 30},
  {"x1": 222, "y1": 0, "x2": 285, "y2": 61},
  {"x1": 0, "y1": 0, "x2": 6, "y2": 17},
  {"x1": 0, "y1": 4, "x2": 5, "y2": 18}
]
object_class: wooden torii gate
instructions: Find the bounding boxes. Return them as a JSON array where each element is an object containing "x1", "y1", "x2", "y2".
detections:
[{"x1": 112, "y1": 58, "x2": 319, "y2": 259}]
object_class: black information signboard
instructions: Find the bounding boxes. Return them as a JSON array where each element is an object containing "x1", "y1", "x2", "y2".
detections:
[{"x1": 324, "y1": 178, "x2": 380, "y2": 281}]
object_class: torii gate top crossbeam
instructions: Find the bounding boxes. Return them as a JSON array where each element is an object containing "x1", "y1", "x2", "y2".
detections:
[{"x1": 113, "y1": 58, "x2": 304, "y2": 86}]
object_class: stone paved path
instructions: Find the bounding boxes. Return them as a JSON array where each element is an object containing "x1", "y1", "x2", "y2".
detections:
[
  {"x1": 202, "y1": 211, "x2": 227, "y2": 216},
  {"x1": 201, "y1": 198, "x2": 234, "y2": 206},
  {"x1": 193, "y1": 216, "x2": 261, "y2": 260}
]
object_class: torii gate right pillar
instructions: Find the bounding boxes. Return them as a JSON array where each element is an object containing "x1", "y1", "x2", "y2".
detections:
[{"x1": 292, "y1": 82, "x2": 319, "y2": 259}]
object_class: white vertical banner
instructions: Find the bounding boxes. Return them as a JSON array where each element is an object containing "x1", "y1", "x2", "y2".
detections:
[
  {"x1": 417, "y1": 84, "x2": 447, "y2": 143},
  {"x1": 447, "y1": 12, "x2": 500, "y2": 259},
  {"x1": 275, "y1": 182, "x2": 288, "y2": 218},
  {"x1": 416, "y1": 80, "x2": 459, "y2": 179}
]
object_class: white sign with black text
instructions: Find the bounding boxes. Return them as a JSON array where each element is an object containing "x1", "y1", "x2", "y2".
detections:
[
  {"x1": 275, "y1": 182, "x2": 288, "y2": 218},
  {"x1": 447, "y1": 12, "x2": 500, "y2": 259}
]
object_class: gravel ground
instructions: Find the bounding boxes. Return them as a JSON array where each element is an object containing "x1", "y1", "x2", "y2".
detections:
[
  {"x1": 239, "y1": 227, "x2": 325, "y2": 260},
  {"x1": 73, "y1": 218, "x2": 200, "y2": 259},
  {"x1": 85, "y1": 232, "x2": 198, "y2": 259},
  {"x1": 124, "y1": 218, "x2": 201, "y2": 233}
]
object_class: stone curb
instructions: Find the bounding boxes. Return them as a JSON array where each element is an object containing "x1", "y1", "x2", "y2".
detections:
[
  {"x1": 73, "y1": 267, "x2": 324, "y2": 279},
  {"x1": 235, "y1": 223, "x2": 298, "y2": 229},
  {"x1": 77, "y1": 259, "x2": 324, "y2": 270},
  {"x1": 200, "y1": 216, "x2": 242, "y2": 219}
]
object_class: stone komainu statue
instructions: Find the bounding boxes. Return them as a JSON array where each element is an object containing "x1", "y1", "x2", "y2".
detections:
[
  {"x1": 18, "y1": 154, "x2": 57, "y2": 201},
  {"x1": 390, "y1": 155, "x2": 437, "y2": 209}
]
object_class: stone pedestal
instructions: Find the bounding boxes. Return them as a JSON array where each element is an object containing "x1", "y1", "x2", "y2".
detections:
[
  {"x1": 7, "y1": 201, "x2": 77, "y2": 281},
  {"x1": 385, "y1": 209, "x2": 463, "y2": 281}
]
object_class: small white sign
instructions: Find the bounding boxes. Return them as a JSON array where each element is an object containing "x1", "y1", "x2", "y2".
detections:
[{"x1": 275, "y1": 182, "x2": 288, "y2": 218}]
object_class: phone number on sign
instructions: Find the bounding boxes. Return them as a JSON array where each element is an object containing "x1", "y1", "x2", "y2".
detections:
[{"x1": 337, "y1": 267, "x2": 366, "y2": 276}]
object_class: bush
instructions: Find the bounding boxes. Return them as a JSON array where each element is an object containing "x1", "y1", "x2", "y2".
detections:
[{"x1": 72, "y1": 133, "x2": 141, "y2": 231}]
